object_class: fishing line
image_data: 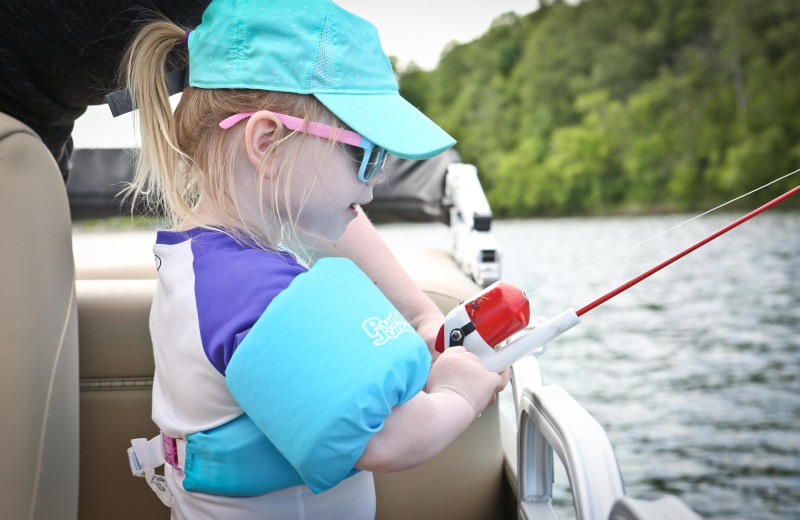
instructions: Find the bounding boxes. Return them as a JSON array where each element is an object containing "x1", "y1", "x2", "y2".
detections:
[
  {"x1": 576, "y1": 182, "x2": 800, "y2": 315},
  {"x1": 527, "y1": 167, "x2": 800, "y2": 297}
]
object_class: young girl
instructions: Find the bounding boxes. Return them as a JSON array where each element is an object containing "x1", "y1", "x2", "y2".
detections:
[{"x1": 122, "y1": 1, "x2": 509, "y2": 518}]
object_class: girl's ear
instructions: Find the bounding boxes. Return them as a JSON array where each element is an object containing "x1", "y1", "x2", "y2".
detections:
[{"x1": 244, "y1": 110, "x2": 283, "y2": 177}]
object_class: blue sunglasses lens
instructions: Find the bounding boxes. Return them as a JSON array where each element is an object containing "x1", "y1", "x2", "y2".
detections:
[
  {"x1": 362, "y1": 148, "x2": 386, "y2": 181},
  {"x1": 348, "y1": 145, "x2": 386, "y2": 182}
]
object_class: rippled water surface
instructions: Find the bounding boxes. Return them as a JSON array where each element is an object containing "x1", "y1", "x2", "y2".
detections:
[{"x1": 379, "y1": 212, "x2": 800, "y2": 520}]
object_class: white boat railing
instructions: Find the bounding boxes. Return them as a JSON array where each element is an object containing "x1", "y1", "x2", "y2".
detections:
[
  {"x1": 517, "y1": 384, "x2": 625, "y2": 520},
  {"x1": 503, "y1": 355, "x2": 702, "y2": 520}
]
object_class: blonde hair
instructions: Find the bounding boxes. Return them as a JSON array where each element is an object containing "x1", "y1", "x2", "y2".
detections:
[{"x1": 120, "y1": 18, "x2": 346, "y2": 255}]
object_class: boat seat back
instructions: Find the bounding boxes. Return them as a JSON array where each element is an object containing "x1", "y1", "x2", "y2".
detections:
[{"x1": 0, "y1": 112, "x2": 80, "y2": 520}]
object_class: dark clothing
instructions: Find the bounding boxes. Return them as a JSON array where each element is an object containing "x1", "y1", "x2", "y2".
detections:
[{"x1": 0, "y1": 1, "x2": 210, "y2": 180}]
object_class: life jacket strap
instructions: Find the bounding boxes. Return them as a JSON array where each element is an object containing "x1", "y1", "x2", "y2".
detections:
[{"x1": 127, "y1": 433, "x2": 186, "y2": 507}]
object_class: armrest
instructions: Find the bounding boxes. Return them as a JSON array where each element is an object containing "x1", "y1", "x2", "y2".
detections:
[
  {"x1": 512, "y1": 355, "x2": 544, "y2": 407},
  {"x1": 609, "y1": 496, "x2": 703, "y2": 520},
  {"x1": 518, "y1": 384, "x2": 625, "y2": 520}
]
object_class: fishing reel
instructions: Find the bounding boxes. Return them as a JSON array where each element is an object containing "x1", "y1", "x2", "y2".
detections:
[
  {"x1": 435, "y1": 282, "x2": 580, "y2": 373},
  {"x1": 435, "y1": 281, "x2": 530, "y2": 355}
]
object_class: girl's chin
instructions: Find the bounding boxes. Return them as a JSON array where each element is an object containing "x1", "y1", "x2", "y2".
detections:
[{"x1": 299, "y1": 221, "x2": 349, "y2": 243}]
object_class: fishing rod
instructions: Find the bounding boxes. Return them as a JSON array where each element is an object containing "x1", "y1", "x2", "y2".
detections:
[{"x1": 435, "y1": 183, "x2": 800, "y2": 373}]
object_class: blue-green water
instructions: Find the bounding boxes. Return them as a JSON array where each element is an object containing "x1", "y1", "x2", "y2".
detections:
[{"x1": 378, "y1": 212, "x2": 800, "y2": 520}]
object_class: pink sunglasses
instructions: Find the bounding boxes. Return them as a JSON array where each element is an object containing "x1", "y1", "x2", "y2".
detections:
[{"x1": 219, "y1": 111, "x2": 387, "y2": 182}]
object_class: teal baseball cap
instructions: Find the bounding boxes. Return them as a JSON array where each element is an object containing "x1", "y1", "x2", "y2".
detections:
[{"x1": 187, "y1": 0, "x2": 456, "y2": 160}]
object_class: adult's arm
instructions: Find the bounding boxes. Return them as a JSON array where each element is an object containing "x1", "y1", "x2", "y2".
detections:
[{"x1": 314, "y1": 206, "x2": 445, "y2": 356}]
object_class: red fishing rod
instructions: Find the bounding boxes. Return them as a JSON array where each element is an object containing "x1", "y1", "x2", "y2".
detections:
[
  {"x1": 435, "y1": 183, "x2": 800, "y2": 372},
  {"x1": 577, "y1": 183, "x2": 800, "y2": 316}
]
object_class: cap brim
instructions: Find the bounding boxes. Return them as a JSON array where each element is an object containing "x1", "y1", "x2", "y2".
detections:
[{"x1": 314, "y1": 92, "x2": 456, "y2": 160}]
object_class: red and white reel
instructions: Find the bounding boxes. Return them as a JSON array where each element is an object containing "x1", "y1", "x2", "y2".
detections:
[{"x1": 435, "y1": 282, "x2": 580, "y2": 373}]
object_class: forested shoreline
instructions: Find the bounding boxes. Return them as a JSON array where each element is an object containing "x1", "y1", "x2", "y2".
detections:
[{"x1": 396, "y1": 0, "x2": 800, "y2": 216}]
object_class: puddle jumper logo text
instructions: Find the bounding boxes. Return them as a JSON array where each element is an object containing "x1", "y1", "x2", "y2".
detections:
[{"x1": 362, "y1": 311, "x2": 414, "y2": 346}]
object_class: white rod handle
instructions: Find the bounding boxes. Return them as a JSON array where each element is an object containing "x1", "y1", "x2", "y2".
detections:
[{"x1": 483, "y1": 308, "x2": 580, "y2": 373}]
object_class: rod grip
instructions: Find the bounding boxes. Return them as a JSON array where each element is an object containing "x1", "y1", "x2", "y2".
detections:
[{"x1": 483, "y1": 308, "x2": 580, "y2": 373}]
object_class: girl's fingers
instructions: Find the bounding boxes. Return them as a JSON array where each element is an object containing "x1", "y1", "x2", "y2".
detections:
[{"x1": 497, "y1": 367, "x2": 512, "y2": 388}]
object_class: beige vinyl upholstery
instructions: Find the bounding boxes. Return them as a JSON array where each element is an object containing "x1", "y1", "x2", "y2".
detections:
[
  {"x1": 73, "y1": 236, "x2": 508, "y2": 519},
  {"x1": 0, "y1": 113, "x2": 80, "y2": 520}
]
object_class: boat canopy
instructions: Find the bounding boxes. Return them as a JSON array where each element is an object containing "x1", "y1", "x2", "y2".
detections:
[{"x1": 66, "y1": 147, "x2": 461, "y2": 223}]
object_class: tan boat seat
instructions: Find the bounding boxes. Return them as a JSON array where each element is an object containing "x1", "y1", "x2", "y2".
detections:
[{"x1": 0, "y1": 112, "x2": 80, "y2": 520}]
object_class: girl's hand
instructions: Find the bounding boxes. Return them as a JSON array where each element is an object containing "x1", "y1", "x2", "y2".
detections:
[
  {"x1": 426, "y1": 347, "x2": 509, "y2": 418},
  {"x1": 357, "y1": 348, "x2": 511, "y2": 472}
]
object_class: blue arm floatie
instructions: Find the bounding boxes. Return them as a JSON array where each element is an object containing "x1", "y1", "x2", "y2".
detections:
[
  {"x1": 182, "y1": 414, "x2": 304, "y2": 496},
  {"x1": 225, "y1": 257, "x2": 431, "y2": 493}
]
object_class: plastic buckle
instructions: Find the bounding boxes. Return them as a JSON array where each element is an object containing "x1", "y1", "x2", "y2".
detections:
[
  {"x1": 162, "y1": 434, "x2": 179, "y2": 469},
  {"x1": 127, "y1": 446, "x2": 144, "y2": 477}
]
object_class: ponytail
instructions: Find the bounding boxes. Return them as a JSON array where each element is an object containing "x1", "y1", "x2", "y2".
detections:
[
  {"x1": 117, "y1": 18, "x2": 347, "y2": 259},
  {"x1": 120, "y1": 20, "x2": 193, "y2": 220}
]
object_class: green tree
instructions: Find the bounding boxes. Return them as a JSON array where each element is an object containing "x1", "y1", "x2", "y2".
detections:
[{"x1": 397, "y1": 0, "x2": 800, "y2": 216}]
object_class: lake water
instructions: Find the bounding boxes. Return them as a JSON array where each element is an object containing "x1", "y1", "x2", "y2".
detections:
[{"x1": 378, "y1": 211, "x2": 800, "y2": 520}]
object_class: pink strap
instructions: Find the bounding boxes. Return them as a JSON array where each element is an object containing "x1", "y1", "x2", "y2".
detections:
[
  {"x1": 162, "y1": 434, "x2": 179, "y2": 469},
  {"x1": 219, "y1": 111, "x2": 364, "y2": 147}
]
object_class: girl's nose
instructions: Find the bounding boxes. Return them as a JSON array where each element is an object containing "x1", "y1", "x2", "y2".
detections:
[{"x1": 366, "y1": 165, "x2": 386, "y2": 187}]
